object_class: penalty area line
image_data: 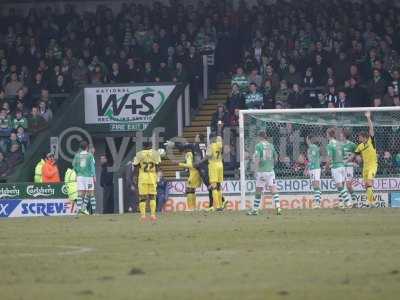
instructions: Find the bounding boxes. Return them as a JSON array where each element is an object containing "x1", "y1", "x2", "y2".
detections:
[{"x1": 0, "y1": 245, "x2": 95, "y2": 257}]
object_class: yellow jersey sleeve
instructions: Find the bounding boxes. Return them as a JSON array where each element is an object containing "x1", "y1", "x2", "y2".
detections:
[
  {"x1": 151, "y1": 150, "x2": 161, "y2": 165},
  {"x1": 133, "y1": 151, "x2": 142, "y2": 165},
  {"x1": 355, "y1": 143, "x2": 364, "y2": 154},
  {"x1": 355, "y1": 137, "x2": 375, "y2": 154},
  {"x1": 368, "y1": 136, "x2": 376, "y2": 150},
  {"x1": 355, "y1": 136, "x2": 378, "y2": 166},
  {"x1": 179, "y1": 152, "x2": 194, "y2": 169}
]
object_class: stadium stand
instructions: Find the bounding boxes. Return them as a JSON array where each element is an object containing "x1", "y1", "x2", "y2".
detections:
[{"x1": 1, "y1": 0, "x2": 400, "y2": 180}]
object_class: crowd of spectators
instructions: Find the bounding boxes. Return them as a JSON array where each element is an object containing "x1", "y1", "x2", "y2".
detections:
[
  {"x1": 217, "y1": 0, "x2": 400, "y2": 131},
  {"x1": 2, "y1": 0, "x2": 400, "y2": 178},
  {"x1": 0, "y1": 1, "x2": 211, "y2": 176},
  {"x1": 205, "y1": 0, "x2": 400, "y2": 177}
]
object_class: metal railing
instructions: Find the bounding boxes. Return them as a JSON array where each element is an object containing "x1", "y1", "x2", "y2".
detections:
[{"x1": 202, "y1": 55, "x2": 209, "y2": 101}]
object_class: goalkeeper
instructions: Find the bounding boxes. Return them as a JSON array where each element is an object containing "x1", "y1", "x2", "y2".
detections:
[{"x1": 347, "y1": 112, "x2": 378, "y2": 207}]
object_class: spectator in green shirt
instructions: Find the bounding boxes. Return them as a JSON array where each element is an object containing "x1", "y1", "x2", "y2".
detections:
[
  {"x1": 245, "y1": 83, "x2": 264, "y2": 109},
  {"x1": 0, "y1": 108, "x2": 12, "y2": 136},
  {"x1": 231, "y1": 67, "x2": 249, "y2": 93},
  {"x1": 12, "y1": 111, "x2": 28, "y2": 130}
]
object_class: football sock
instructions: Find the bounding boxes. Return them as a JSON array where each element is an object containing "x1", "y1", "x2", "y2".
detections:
[
  {"x1": 212, "y1": 189, "x2": 220, "y2": 208},
  {"x1": 82, "y1": 196, "x2": 89, "y2": 211},
  {"x1": 187, "y1": 193, "x2": 196, "y2": 209},
  {"x1": 338, "y1": 188, "x2": 344, "y2": 202},
  {"x1": 253, "y1": 191, "x2": 261, "y2": 211},
  {"x1": 339, "y1": 187, "x2": 351, "y2": 203},
  {"x1": 89, "y1": 195, "x2": 96, "y2": 214},
  {"x1": 367, "y1": 187, "x2": 374, "y2": 204},
  {"x1": 273, "y1": 193, "x2": 280, "y2": 209},
  {"x1": 208, "y1": 189, "x2": 213, "y2": 207},
  {"x1": 76, "y1": 196, "x2": 83, "y2": 212},
  {"x1": 337, "y1": 189, "x2": 343, "y2": 203},
  {"x1": 149, "y1": 197, "x2": 157, "y2": 216},
  {"x1": 314, "y1": 188, "x2": 321, "y2": 204},
  {"x1": 139, "y1": 201, "x2": 146, "y2": 218},
  {"x1": 218, "y1": 191, "x2": 223, "y2": 207},
  {"x1": 349, "y1": 190, "x2": 355, "y2": 202}
]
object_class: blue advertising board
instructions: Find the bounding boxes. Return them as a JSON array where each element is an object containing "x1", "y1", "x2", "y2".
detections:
[{"x1": 390, "y1": 192, "x2": 400, "y2": 208}]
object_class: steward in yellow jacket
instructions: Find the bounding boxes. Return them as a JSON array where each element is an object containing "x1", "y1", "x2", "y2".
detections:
[
  {"x1": 64, "y1": 168, "x2": 78, "y2": 202},
  {"x1": 34, "y1": 157, "x2": 45, "y2": 183}
]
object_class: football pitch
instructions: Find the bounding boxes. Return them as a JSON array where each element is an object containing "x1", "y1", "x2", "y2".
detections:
[{"x1": 1, "y1": 209, "x2": 400, "y2": 300}]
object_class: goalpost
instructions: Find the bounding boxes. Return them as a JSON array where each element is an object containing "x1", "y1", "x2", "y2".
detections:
[{"x1": 239, "y1": 107, "x2": 400, "y2": 210}]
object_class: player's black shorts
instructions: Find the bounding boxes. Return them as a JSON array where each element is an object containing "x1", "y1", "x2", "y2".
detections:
[{"x1": 196, "y1": 161, "x2": 209, "y2": 187}]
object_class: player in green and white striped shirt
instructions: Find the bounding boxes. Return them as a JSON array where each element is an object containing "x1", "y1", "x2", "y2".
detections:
[
  {"x1": 248, "y1": 131, "x2": 281, "y2": 216},
  {"x1": 340, "y1": 128, "x2": 357, "y2": 204},
  {"x1": 72, "y1": 141, "x2": 96, "y2": 215},
  {"x1": 306, "y1": 135, "x2": 322, "y2": 208},
  {"x1": 326, "y1": 128, "x2": 352, "y2": 208}
]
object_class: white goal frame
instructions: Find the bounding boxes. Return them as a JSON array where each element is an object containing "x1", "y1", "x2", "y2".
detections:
[{"x1": 238, "y1": 106, "x2": 400, "y2": 210}]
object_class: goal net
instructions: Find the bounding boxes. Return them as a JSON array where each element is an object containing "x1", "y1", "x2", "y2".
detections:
[{"x1": 238, "y1": 107, "x2": 400, "y2": 210}]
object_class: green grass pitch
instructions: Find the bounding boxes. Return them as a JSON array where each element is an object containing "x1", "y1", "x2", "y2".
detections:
[{"x1": 1, "y1": 209, "x2": 400, "y2": 300}]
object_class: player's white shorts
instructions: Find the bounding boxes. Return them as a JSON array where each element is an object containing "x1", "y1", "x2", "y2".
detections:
[
  {"x1": 344, "y1": 167, "x2": 354, "y2": 181},
  {"x1": 77, "y1": 176, "x2": 95, "y2": 191},
  {"x1": 256, "y1": 171, "x2": 276, "y2": 189},
  {"x1": 331, "y1": 167, "x2": 346, "y2": 184},
  {"x1": 309, "y1": 169, "x2": 321, "y2": 182}
]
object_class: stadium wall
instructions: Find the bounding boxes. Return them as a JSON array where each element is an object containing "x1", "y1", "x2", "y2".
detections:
[
  {"x1": 164, "y1": 177, "x2": 400, "y2": 211},
  {"x1": 1, "y1": 178, "x2": 400, "y2": 218}
]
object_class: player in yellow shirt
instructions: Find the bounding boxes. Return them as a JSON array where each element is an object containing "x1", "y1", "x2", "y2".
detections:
[
  {"x1": 133, "y1": 142, "x2": 161, "y2": 221},
  {"x1": 178, "y1": 149, "x2": 202, "y2": 211},
  {"x1": 351, "y1": 112, "x2": 378, "y2": 207},
  {"x1": 207, "y1": 133, "x2": 224, "y2": 211}
]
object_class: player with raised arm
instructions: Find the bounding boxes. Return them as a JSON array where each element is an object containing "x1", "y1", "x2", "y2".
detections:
[
  {"x1": 133, "y1": 141, "x2": 161, "y2": 221},
  {"x1": 248, "y1": 131, "x2": 281, "y2": 216},
  {"x1": 340, "y1": 128, "x2": 357, "y2": 205},
  {"x1": 326, "y1": 128, "x2": 352, "y2": 208},
  {"x1": 350, "y1": 112, "x2": 378, "y2": 207},
  {"x1": 207, "y1": 132, "x2": 224, "y2": 211},
  {"x1": 178, "y1": 147, "x2": 202, "y2": 211},
  {"x1": 166, "y1": 134, "x2": 216, "y2": 210},
  {"x1": 72, "y1": 141, "x2": 96, "y2": 215},
  {"x1": 306, "y1": 135, "x2": 322, "y2": 208}
]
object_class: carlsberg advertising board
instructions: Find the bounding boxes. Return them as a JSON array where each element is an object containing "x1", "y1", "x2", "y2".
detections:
[
  {"x1": 0, "y1": 183, "x2": 74, "y2": 218},
  {"x1": 84, "y1": 85, "x2": 175, "y2": 131},
  {"x1": 0, "y1": 183, "x2": 67, "y2": 199}
]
